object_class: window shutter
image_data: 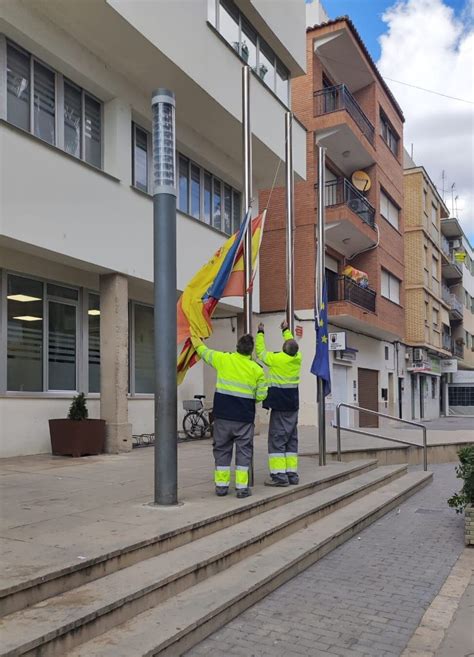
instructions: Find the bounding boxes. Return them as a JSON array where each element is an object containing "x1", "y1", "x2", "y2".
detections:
[
  {"x1": 33, "y1": 61, "x2": 55, "y2": 145},
  {"x1": 84, "y1": 95, "x2": 102, "y2": 167}
]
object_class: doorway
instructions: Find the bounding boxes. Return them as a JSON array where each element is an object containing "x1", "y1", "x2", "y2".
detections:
[
  {"x1": 357, "y1": 368, "x2": 379, "y2": 427},
  {"x1": 419, "y1": 375, "x2": 425, "y2": 419},
  {"x1": 332, "y1": 364, "x2": 349, "y2": 427}
]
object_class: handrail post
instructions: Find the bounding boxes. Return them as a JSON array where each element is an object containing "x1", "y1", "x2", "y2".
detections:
[
  {"x1": 336, "y1": 404, "x2": 342, "y2": 462},
  {"x1": 422, "y1": 426, "x2": 427, "y2": 472}
]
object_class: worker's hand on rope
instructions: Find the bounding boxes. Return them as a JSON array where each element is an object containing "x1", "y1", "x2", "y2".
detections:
[
  {"x1": 257, "y1": 322, "x2": 265, "y2": 332},
  {"x1": 281, "y1": 320, "x2": 289, "y2": 331}
]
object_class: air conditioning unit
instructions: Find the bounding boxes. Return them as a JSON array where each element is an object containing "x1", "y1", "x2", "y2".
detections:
[
  {"x1": 413, "y1": 348, "x2": 425, "y2": 362},
  {"x1": 451, "y1": 239, "x2": 462, "y2": 249},
  {"x1": 348, "y1": 198, "x2": 367, "y2": 215}
]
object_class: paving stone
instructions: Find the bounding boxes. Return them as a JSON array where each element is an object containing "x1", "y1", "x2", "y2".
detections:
[{"x1": 185, "y1": 464, "x2": 464, "y2": 657}]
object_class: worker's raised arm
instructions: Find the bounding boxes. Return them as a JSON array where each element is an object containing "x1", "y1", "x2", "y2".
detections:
[
  {"x1": 191, "y1": 336, "x2": 223, "y2": 369},
  {"x1": 255, "y1": 323, "x2": 277, "y2": 367},
  {"x1": 281, "y1": 319, "x2": 294, "y2": 341},
  {"x1": 255, "y1": 366, "x2": 268, "y2": 403}
]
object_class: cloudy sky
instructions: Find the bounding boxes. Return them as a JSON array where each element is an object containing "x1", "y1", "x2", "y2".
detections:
[{"x1": 313, "y1": 0, "x2": 474, "y2": 242}]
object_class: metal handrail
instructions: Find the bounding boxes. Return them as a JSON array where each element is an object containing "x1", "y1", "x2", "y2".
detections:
[{"x1": 335, "y1": 402, "x2": 428, "y2": 471}]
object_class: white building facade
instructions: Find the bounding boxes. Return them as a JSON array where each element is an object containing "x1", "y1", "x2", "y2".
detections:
[{"x1": 0, "y1": 0, "x2": 307, "y2": 457}]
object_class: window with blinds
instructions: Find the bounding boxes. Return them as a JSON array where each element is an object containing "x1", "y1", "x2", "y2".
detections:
[
  {"x1": 380, "y1": 189, "x2": 399, "y2": 230},
  {"x1": 5, "y1": 39, "x2": 102, "y2": 168}
]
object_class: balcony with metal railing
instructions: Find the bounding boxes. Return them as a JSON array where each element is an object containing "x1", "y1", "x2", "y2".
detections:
[
  {"x1": 442, "y1": 251, "x2": 463, "y2": 281},
  {"x1": 440, "y1": 235, "x2": 450, "y2": 259},
  {"x1": 453, "y1": 341, "x2": 464, "y2": 359},
  {"x1": 442, "y1": 332, "x2": 452, "y2": 352},
  {"x1": 327, "y1": 273, "x2": 376, "y2": 313},
  {"x1": 324, "y1": 178, "x2": 376, "y2": 228},
  {"x1": 441, "y1": 285, "x2": 463, "y2": 319},
  {"x1": 314, "y1": 85, "x2": 375, "y2": 145}
]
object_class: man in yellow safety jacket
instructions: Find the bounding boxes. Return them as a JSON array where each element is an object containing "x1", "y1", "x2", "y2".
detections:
[
  {"x1": 256, "y1": 320, "x2": 302, "y2": 486},
  {"x1": 191, "y1": 334, "x2": 267, "y2": 498}
]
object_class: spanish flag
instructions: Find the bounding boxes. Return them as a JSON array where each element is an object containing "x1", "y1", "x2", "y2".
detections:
[{"x1": 177, "y1": 211, "x2": 266, "y2": 384}]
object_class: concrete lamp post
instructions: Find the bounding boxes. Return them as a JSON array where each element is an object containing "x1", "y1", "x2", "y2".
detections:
[{"x1": 151, "y1": 89, "x2": 178, "y2": 506}]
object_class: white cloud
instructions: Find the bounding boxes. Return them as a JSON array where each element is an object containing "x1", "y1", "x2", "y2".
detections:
[{"x1": 378, "y1": 0, "x2": 474, "y2": 241}]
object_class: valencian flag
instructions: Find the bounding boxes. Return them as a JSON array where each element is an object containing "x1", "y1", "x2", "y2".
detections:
[
  {"x1": 310, "y1": 280, "x2": 331, "y2": 396},
  {"x1": 177, "y1": 210, "x2": 266, "y2": 384}
]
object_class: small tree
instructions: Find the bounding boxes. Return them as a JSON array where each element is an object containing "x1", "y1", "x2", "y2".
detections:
[
  {"x1": 448, "y1": 446, "x2": 474, "y2": 513},
  {"x1": 68, "y1": 393, "x2": 89, "y2": 421}
]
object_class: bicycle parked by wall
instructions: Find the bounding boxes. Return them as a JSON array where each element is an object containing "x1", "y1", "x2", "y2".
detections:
[{"x1": 182, "y1": 395, "x2": 214, "y2": 439}]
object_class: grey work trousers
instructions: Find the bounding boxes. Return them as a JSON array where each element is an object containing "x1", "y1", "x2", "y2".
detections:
[
  {"x1": 213, "y1": 418, "x2": 254, "y2": 489},
  {"x1": 268, "y1": 409, "x2": 299, "y2": 475}
]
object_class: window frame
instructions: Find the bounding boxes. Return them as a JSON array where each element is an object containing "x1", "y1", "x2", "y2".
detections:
[
  {"x1": 379, "y1": 187, "x2": 400, "y2": 231},
  {"x1": 3, "y1": 38, "x2": 103, "y2": 169},
  {"x1": 214, "y1": 0, "x2": 290, "y2": 105},
  {"x1": 381, "y1": 269, "x2": 401, "y2": 305},
  {"x1": 379, "y1": 109, "x2": 399, "y2": 157},
  {"x1": 131, "y1": 121, "x2": 152, "y2": 193},
  {"x1": 129, "y1": 300, "x2": 155, "y2": 397},
  {"x1": 1, "y1": 270, "x2": 87, "y2": 394}
]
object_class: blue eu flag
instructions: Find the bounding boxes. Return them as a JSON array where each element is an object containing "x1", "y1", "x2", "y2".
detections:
[{"x1": 310, "y1": 281, "x2": 331, "y2": 397}]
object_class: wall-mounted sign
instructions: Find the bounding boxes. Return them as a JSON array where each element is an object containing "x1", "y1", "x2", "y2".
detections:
[
  {"x1": 295, "y1": 325, "x2": 303, "y2": 338},
  {"x1": 441, "y1": 359, "x2": 458, "y2": 373},
  {"x1": 351, "y1": 170, "x2": 371, "y2": 192},
  {"x1": 329, "y1": 332, "x2": 346, "y2": 351}
]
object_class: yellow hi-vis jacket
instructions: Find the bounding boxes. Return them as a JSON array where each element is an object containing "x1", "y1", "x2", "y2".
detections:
[
  {"x1": 255, "y1": 328, "x2": 302, "y2": 411},
  {"x1": 191, "y1": 337, "x2": 267, "y2": 423}
]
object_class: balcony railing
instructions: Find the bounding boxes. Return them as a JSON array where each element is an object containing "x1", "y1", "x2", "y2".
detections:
[
  {"x1": 453, "y1": 342, "x2": 464, "y2": 359},
  {"x1": 323, "y1": 178, "x2": 376, "y2": 228},
  {"x1": 440, "y1": 235, "x2": 450, "y2": 257},
  {"x1": 314, "y1": 84, "x2": 375, "y2": 145},
  {"x1": 327, "y1": 274, "x2": 376, "y2": 313},
  {"x1": 442, "y1": 333, "x2": 452, "y2": 351}
]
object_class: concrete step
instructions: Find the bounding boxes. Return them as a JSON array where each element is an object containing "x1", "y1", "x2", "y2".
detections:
[
  {"x1": 65, "y1": 471, "x2": 432, "y2": 657},
  {"x1": 0, "y1": 465, "x2": 408, "y2": 657},
  {"x1": 0, "y1": 459, "x2": 377, "y2": 617}
]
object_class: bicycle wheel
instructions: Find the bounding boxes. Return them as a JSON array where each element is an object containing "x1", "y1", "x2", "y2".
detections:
[{"x1": 182, "y1": 411, "x2": 208, "y2": 439}]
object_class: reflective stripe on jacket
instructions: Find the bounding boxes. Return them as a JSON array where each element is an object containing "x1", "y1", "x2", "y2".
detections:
[
  {"x1": 193, "y1": 338, "x2": 267, "y2": 423},
  {"x1": 255, "y1": 329, "x2": 302, "y2": 411}
]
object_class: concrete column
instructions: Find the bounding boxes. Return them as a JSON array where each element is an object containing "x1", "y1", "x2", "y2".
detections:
[
  {"x1": 100, "y1": 273, "x2": 132, "y2": 453},
  {"x1": 103, "y1": 98, "x2": 132, "y2": 182}
]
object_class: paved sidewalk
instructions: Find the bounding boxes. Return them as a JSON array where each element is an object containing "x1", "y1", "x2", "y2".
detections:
[
  {"x1": 186, "y1": 463, "x2": 467, "y2": 657},
  {"x1": 435, "y1": 574, "x2": 473, "y2": 657}
]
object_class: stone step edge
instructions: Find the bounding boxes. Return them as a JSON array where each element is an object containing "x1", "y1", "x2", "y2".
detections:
[
  {"x1": 0, "y1": 465, "x2": 406, "y2": 657},
  {"x1": 0, "y1": 459, "x2": 377, "y2": 605},
  {"x1": 65, "y1": 471, "x2": 433, "y2": 657}
]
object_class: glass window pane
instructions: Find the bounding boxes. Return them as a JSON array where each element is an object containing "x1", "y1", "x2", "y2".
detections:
[
  {"x1": 391, "y1": 278, "x2": 400, "y2": 304},
  {"x1": 219, "y1": 0, "x2": 240, "y2": 53},
  {"x1": 7, "y1": 275, "x2": 43, "y2": 391},
  {"x1": 381, "y1": 270, "x2": 390, "y2": 298},
  {"x1": 276, "y1": 61, "x2": 289, "y2": 104},
  {"x1": 204, "y1": 172, "x2": 212, "y2": 224},
  {"x1": 7, "y1": 45, "x2": 30, "y2": 131},
  {"x1": 47, "y1": 283, "x2": 78, "y2": 300},
  {"x1": 134, "y1": 125, "x2": 148, "y2": 192},
  {"x1": 88, "y1": 294, "x2": 100, "y2": 393},
  {"x1": 84, "y1": 95, "x2": 102, "y2": 168},
  {"x1": 190, "y1": 164, "x2": 201, "y2": 219},
  {"x1": 223, "y1": 184, "x2": 232, "y2": 234},
  {"x1": 213, "y1": 179, "x2": 222, "y2": 231},
  {"x1": 64, "y1": 81, "x2": 82, "y2": 158},
  {"x1": 134, "y1": 305, "x2": 154, "y2": 394},
  {"x1": 258, "y1": 40, "x2": 275, "y2": 90},
  {"x1": 48, "y1": 301, "x2": 76, "y2": 390},
  {"x1": 232, "y1": 190, "x2": 241, "y2": 232},
  {"x1": 33, "y1": 61, "x2": 55, "y2": 145},
  {"x1": 241, "y1": 20, "x2": 257, "y2": 69},
  {"x1": 178, "y1": 155, "x2": 189, "y2": 213}
]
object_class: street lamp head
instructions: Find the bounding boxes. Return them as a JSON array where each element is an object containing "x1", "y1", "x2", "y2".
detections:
[{"x1": 151, "y1": 89, "x2": 176, "y2": 196}]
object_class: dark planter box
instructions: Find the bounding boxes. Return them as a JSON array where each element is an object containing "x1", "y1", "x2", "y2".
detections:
[{"x1": 49, "y1": 419, "x2": 106, "y2": 457}]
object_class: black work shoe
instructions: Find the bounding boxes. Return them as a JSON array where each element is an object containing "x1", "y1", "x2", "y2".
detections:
[
  {"x1": 264, "y1": 476, "x2": 290, "y2": 487},
  {"x1": 287, "y1": 473, "x2": 300, "y2": 485},
  {"x1": 236, "y1": 488, "x2": 252, "y2": 499},
  {"x1": 215, "y1": 486, "x2": 229, "y2": 497}
]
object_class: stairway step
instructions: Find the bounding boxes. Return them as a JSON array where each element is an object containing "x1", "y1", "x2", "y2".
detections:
[
  {"x1": 65, "y1": 471, "x2": 432, "y2": 657},
  {"x1": 1, "y1": 459, "x2": 377, "y2": 617},
  {"x1": 0, "y1": 465, "x2": 406, "y2": 657}
]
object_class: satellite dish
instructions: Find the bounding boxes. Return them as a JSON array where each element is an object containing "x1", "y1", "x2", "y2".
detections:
[{"x1": 352, "y1": 170, "x2": 371, "y2": 192}]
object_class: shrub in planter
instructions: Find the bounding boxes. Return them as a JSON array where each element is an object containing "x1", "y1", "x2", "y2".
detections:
[
  {"x1": 49, "y1": 393, "x2": 106, "y2": 457},
  {"x1": 448, "y1": 445, "x2": 474, "y2": 545}
]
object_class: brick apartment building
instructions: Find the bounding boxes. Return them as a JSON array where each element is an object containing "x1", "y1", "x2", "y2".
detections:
[{"x1": 259, "y1": 16, "x2": 412, "y2": 427}]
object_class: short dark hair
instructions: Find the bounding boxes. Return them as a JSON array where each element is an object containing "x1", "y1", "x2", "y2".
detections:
[
  {"x1": 283, "y1": 339, "x2": 299, "y2": 357},
  {"x1": 237, "y1": 334, "x2": 254, "y2": 356}
]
